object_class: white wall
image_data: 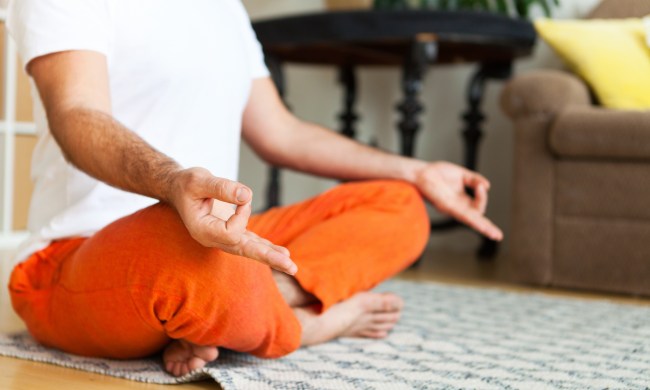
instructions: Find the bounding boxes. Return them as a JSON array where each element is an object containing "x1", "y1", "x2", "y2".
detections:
[{"x1": 240, "y1": 0, "x2": 600, "y2": 253}]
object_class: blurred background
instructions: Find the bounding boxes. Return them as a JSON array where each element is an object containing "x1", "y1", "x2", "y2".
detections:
[
  {"x1": 2, "y1": 0, "x2": 600, "y2": 256},
  {"x1": 237, "y1": 0, "x2": 600, "y2": 253}
]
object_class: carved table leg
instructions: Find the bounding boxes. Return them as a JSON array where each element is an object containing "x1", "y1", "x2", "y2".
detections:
[
  {"x1": 397, "y1": 37, "x2": 437, "y2": 157},
  {"x1": 338, "y1": 65, "x2": 359, "y2": 139},
  {"x1": 265, "y1": 56, "x2": 287, "y2": 210},
  {"x1": 397, "y1": 37, "x2": 436, "y2": 267},
  {"x1": 461, "y1": 62, "x2": 512, "y2": 259}
]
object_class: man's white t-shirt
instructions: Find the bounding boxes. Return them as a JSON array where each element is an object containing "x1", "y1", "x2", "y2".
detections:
[{"x1": 8, "y1": 0, "x2": 269, "y2": 266}]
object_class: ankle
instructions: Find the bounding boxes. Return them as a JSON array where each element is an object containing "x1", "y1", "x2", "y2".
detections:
[{"x1": 272, "y1": 271, "x2": 316, "y2": 307}]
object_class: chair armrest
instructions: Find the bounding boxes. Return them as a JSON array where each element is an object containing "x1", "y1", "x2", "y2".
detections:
[
  {"x1": 501, "y1": 70, "x2": 591, "y2": 122},
  {"x1": 502, "y1": 70, "x2": 590, "y2": 285},
  {"x1": 549, "y1": 106, "x2": 650, "y2": 161}
]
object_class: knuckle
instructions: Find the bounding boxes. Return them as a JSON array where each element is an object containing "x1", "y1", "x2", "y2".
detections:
[
  {"x1": 214, "y1": 179, "x2": 238, "y2": 201},
  {"x1": 185, "y1": 168, "x2": 207, "y2": 186},
  {"x1": 178, "y1": 168, "x2": 212, "y2": 197},
  {"x1": 210, "y1": 179, "x2": 227, "y2": 198},
  {"x1": 243, "y1": 241, "x2": 264, "y2": 260}
]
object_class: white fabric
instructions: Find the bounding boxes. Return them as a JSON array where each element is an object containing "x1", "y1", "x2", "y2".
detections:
[{"x1": 7, "y1": 0, "x2": 269, "y2": 266}]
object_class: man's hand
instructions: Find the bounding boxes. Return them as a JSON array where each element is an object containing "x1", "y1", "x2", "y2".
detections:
[
  {"x1": 414, "y1": 162, "x2": 503, "y2": 241},
  {"x1": 169, "y1": 167, "x2": 297, "y2": 275}
]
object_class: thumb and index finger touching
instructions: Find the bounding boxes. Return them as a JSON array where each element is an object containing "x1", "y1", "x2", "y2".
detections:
[
  {"x1": 192, "y1": 174, "x2": 253, "y2": 237},
  {"x1": 203, "y1": 175, "x2": 252, "y2": 205},
  {"x1": 192, "y1": 171, "x2": 299, "y2": 275},
  {"x1": 451, "y1": 204, "x2": 503, "y2": 242},
  {"x1": 454, "y1": 169, "x2": 504, "y2": 241}
]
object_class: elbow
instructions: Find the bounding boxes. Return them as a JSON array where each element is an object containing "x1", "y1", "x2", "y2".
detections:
[{"x1": 45, "y1": 106, "x2": 74, "y2": 152}]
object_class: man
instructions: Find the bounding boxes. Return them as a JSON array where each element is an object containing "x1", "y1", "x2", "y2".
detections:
[{"x1": 7, "y1": 0, "x2": 502, "y2": 377}]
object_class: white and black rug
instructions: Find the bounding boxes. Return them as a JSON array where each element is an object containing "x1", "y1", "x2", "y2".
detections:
[{"x1": 1, "y1": 280, "x2": 650, "y2": 389}]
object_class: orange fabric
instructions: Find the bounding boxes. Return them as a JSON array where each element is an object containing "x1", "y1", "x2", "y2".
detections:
[{"x1": 9, "y1": 180, "x2": 429, "y2": 360}]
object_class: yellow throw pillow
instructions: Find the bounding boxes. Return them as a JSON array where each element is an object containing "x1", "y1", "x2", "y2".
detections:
[
  {"x1": 643, "y1": 16, "x2": 650, "y2": 47},
  {"x1": 535, "y1": 18, "x2": 650, "y2": 110}
]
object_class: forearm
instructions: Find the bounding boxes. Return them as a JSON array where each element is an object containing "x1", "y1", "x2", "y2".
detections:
[
  {"x1": 257, "y1": 119, "x2": 427, "y2": 183},
  {"x1": 48, "y1": 107, "x2": 182, "y2": 202},
  {"x1": 243, "y1": 78, "x2": 426, "y2": 183}
]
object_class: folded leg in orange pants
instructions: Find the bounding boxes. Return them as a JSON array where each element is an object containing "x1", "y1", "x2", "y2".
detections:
[{"x1": 9, "y1": 180, "x2": 430, "y2": 370}]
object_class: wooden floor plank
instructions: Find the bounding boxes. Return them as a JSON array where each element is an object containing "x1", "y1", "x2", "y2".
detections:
[{"x1": 0, "y1": 356, "x2": 217, "y2": 390}]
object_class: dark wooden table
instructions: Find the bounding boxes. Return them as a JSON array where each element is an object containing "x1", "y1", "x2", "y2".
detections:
[{"x1": 252, "y1": 10, "x2": 536, "y2": 258}]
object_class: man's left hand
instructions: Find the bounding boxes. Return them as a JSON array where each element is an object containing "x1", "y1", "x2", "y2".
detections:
[{"x1": 414, "y1": 162, "x2": 503, "y2": 241}]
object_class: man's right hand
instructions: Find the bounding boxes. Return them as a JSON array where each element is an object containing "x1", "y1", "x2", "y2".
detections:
[{"x1": 169, "y1": 167, "x2": 298, "y2": 275}]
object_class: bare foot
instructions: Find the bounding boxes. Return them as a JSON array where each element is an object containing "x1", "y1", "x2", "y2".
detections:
[
  {"x1": 163, "y1": 339, "x2": 219, "y2": 377},
  {"x1": 294, "y1": 292, "x2": 403, "y2": 346}
]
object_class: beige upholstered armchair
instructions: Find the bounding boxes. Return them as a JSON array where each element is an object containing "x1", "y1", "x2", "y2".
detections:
[{"x1": 501, "y1": 0, "x2": 650, "y2": 296}]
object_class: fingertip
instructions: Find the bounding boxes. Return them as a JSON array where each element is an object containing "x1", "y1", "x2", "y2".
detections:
[
  {"x1": 280, "y1": 255, "x2": 298, "y2": 275},
  {"x1": 232, "y1": 201, "x2": 252, "y2": 222},
  {"x1": 476, "y1": 184, "x2": 486, "y2": 197},
  {"x1": 236, "y1": 187, "x2": 252, "y2": 203},
  {"x1": 489, "y1": 228, "x2": 504, "y2": 241},
  {"x1": 472, "y1": 173, "x2": 490, "y2": 189},
  {"x1": 266, "y1": 250, "x2": 297, "y2": 275}
]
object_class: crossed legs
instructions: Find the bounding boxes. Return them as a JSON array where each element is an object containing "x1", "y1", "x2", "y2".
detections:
[
  {"x1": 162, "y1": 180, "x2": 427, "y2": 375},
  {"x1": 9, "y1": 180, "x2": 429, "y2": 377},
  {"x1": 164, "y1": 270, "x2": 404, "y2": 376}
]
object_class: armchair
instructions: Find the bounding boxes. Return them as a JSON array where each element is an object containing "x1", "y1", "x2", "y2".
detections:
[{"x1": 501, "y1": 0, "x2": 650, "y2": 296}]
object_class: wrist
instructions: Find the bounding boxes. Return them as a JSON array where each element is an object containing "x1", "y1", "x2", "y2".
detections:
[
  {"x1": 162, "y1": 166, "x2": 190, "y2": 207},
  {"x1": 398, "y1": 157, "x2": 429, "y2": 184}
]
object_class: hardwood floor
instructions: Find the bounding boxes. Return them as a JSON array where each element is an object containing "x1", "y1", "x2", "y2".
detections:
[{"x1": 1, "y1": 246, "x2": 648, "y2": 390}]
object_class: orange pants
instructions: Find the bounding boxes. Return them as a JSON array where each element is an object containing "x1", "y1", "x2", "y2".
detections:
[{"x1": 9, "y1": 180, "x2": 429, "y2": 359}]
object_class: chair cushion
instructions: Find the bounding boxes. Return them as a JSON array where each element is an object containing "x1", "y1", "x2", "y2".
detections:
[
  {"x1": 549, "y1": 106, "x2": 650, "y2": 160},
  {"x1": 555, "y1": 160, "x2": 650, "y2": 220},
  {"x1": 535, "y1": 18, "x2": 650, "y2": 110}
]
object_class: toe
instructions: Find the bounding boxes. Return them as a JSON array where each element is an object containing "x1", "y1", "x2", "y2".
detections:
[
  {"x1": 372, "y1": 312, "x2": 400, "y2": 324},
  {"x1": 370, "y1": 321, "x2": 398, "y2": 332},
  {"x1": 172, "y1": 362, "x2": 183, "y2": 377},
  {"x1": 381, "y1": 293, "x2": 404, "y2": 312},
  {"x1": 187, "y1": 356, "x2": 207, "y2": 372},
  {"x1": 179, "y1": 363, "x2": 191, "y2": 377},
  {"x1": 370, "y1": 293, "x2": 403, "y2": 313},
  {"x1": 361, "y1": 329, "x2": 389, "y2": 339},
  {"x1": 165, "y1": 361, "x2": 174, "y2": 375},
  {"x1": 193, "y1": 345, "x2": 219, "y2": 362}
]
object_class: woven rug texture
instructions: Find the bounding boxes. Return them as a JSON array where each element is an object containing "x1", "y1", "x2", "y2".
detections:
[{"x1": 1, "y1": 280, "x2": 650, "y2": 389}]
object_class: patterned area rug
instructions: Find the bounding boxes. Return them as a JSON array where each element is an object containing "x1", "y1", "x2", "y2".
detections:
[{"x1": 1, "y1": 280, "x2": 650, "y2": 389}]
